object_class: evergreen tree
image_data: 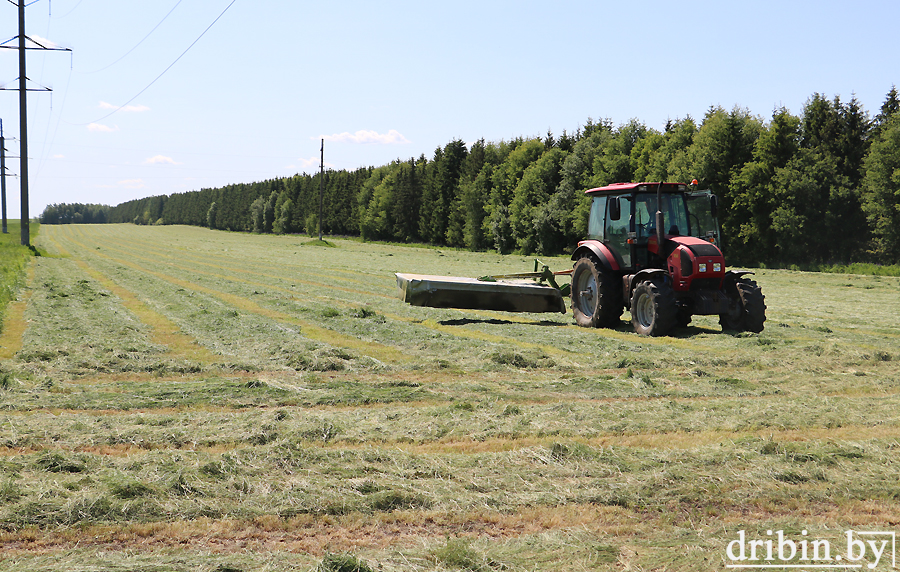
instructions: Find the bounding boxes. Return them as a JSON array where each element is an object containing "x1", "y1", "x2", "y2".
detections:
[
  {"x1": 872, "y1": 85, "x2": 900, "y2": 137},
  {"x1": 461, "y1": 163, "x2": 493, "y2": 250},
  {"x1": 861, "y1": 115, "x2": 900, "y2": 262},
  {"x1": 509, "y1": 147, "x2": 568, "y2": 254},
  {"x1": 769, "y1": 149, "x2": 856, "y2": 263},
  {"x1": 681, "y1": 106, "x2": 763, "y2": 252},
  {"x1": 791, "y1": 95, "x2": 869, "y2": 261},
  {"x1": 419, "y1": 140, "x2": 467, "y2": 244},
  {"x1": 730, "y1": 108, "x2": 801, "y2": 263},
  {"x1": 485, "y1": 138, "x2": 545, "y2": 251},
  {"x1": 393, "y1": 159, "x2": 423, "y2": 242},
  {"x1": 263, "y1": 192, "x2": 277, "y2": 233}
]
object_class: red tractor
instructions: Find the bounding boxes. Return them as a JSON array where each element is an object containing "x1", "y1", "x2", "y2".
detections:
[{"x1": 569, "y1": 182, "x2": 765, "y2": 336}]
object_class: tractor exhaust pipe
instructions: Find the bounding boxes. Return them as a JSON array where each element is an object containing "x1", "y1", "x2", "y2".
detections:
[{"x1": 655, "y1": 181, "x2": 665, "y2": 248}]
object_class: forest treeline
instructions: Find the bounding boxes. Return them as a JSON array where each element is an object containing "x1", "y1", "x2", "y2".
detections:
[
  {"x1": 39, "y1": 203, "x2": 110, "y2": 225},
  {"x1": 48, "y1": 88, "x2": 900, "y2": 265}
]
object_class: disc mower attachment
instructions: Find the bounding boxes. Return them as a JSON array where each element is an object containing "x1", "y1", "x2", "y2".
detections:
[{"x1": 395, "y1": 273, "x2": 566, "y2": 314}]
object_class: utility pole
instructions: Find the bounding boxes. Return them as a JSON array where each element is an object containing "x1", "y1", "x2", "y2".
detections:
[
  {"x1": 0, "y1": 0, "x2": 71, "y2": 246},
  {"x1": 17, "y1": 0, "x2": 29, "y2": 246},
  {"x1": 318, "y1": 139, "x2": 324, "y2": 242},
  {"x1": 1, "y1": 119, "x2": 8, "y2": 234}
]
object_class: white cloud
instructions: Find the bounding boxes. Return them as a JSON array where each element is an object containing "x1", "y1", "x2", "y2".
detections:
[
  {"x1": 99, "y1": 101, "x2": 150, "y2": 113},
  {"x1": 289, "y1": 156, "x2": 333, "y2": 171},
  {"x1": 87, "y1": 123, "x2": 119, "y2": 133},
  {"x1": 144, "y1": 155, "x2": 181, "y2": 165},
  {"x1": 319, "y1": 129, "x2": 410, "y2": 145},
  {"x1": 117, "y1": 179, "x2": 146, "y2": 189}
]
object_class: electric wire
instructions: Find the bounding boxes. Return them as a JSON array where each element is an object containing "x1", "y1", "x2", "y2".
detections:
[
  {"x1": 74, "y1": 0, "x2": 237, "y2": 126},
  {"x1": 35, "y1": 56, "x2": 72, "y2": 177},
  {"x1": 53, "y1": 0, "x2": 82, "y2": 19},
  {"x1": 83, "y1": 0, "x2": 184, "y2": 74}
]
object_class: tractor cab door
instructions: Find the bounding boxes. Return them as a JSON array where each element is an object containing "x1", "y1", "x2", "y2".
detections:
[
  {"x1": 604, "y1": 194, "x2": 632, "y2": 268},
  {"x1": 686, "y1": 191, "x2": 721, "y2": 248}
]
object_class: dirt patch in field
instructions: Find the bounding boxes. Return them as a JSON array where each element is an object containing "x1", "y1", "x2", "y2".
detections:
[
  {"x1": 0, "y1": 505, "x2": 628, "y2": 556},
  {"x1": 3, "y1": 500, "x2": 899, "y2": 557}
]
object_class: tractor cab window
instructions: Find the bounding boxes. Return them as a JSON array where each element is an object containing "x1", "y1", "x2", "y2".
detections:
[
  {"x1": 634, "y1": 192, "x2": 690, "y2": 243},
  {"x1": 604, "y1": 194, "x2": 631, "y2": 267},
  {"x1": 686, "y1": 191, "x2": 721, "y2": 245},
  {"x1": 587, "y1": 196, "x2": 607, "y2": 240}
]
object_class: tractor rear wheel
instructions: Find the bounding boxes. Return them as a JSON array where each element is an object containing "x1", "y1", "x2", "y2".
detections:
[
  {"x1": 571, "y1": 256, "x2": 623, "y2": 328},
  {"x1": 719, "y1": 276, "x2": 766, "y2": 333},
  {"x1": 630, "y1": 279, "x2": 677, "y2": 336}
]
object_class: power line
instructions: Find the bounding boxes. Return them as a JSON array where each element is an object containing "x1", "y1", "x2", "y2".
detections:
[
  {"x1": 75, "y1": 0, "x2": 237, "y2": 125},
  {"x1": 53, "y1": 0, "x2": 84, "y2": 19},
  {"x1": 84, "y1": 0, "x2": 184, "y2": 74}
]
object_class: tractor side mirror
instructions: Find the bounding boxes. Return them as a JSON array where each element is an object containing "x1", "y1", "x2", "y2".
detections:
[
  {"x1": 709, "y1": 194, "x2": 719, "y2": 218},
  {"x1": 609, "y1": 197, "x2": 621, "y2": 221}
]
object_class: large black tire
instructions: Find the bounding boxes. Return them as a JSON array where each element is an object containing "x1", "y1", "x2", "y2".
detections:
[
  {"x1": 630, "y1": 279, "x2": 677, "y2": 336},
  {"x1": 571, "y1": 256, "x2": 623, "y2": 328},
  {"x1": 719, "y1": 276, "x2": 766, "y2": 333}
]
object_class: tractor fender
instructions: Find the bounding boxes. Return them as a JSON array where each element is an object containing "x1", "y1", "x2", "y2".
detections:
[
  {"x1": 724, "y1": 270, "x2": 755, "y2": 281},
  {"x1": 571, "y1": 240, "x2": 620, "y2": 272},
  {"x1": 627, "y1": 269, "x2": 668, "y2": 300}
]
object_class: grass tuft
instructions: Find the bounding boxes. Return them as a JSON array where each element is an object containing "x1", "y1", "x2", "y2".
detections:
[
  {"x1": 490, "y1": 350, "x2": 554, "y2": 368},
  {"x1": 429, "y1": 537, "x2": 490, "y2": 571},
  {"x1": 367, "y1": 489, "x2": 430, "y2": 512},
  {"x1": 108, "y1": 479, "x2": 155, "y2": 499},
  {"x1": 317, "y1": 552, "x2": 375, "y2": 572},
  {"x1": 34, "y1": 451, "x2": 87, "y2": 473}
]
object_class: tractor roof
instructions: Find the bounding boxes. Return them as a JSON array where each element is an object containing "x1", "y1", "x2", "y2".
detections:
[{"x1": 585, "y1": 182, "x2": 688, "y2": 195}]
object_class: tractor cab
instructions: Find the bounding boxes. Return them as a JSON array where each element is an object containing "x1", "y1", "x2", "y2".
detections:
[{"x1": 585, "y1": 182, "x2": 720, "y2": 274}]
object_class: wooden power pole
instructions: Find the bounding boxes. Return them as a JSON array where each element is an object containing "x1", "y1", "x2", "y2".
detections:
[
  {"x1": 0, "y1": 1, "x2": 71, "y2": 245},
  {"x1": 1, "y1": 119, "x2": 8, "y2": 234},
  {"x1": 318, "y1": 139, "x2": 324, "y2": 241},
  {"x1": 17, "y1": 0, "x2": 29, "y2": 245}
]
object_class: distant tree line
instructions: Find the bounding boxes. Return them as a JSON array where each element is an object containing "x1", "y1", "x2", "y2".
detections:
[
  {"x1": 90, "y1": 87, "x2": 900, "y2": 265},
  {"x1": 39, "y1": 203, "x2": 110, "y2": 224}
]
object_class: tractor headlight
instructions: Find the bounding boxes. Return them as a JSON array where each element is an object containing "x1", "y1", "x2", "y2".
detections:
[
  {"x1": 713, "y1": 262, "x2": 722, "y2": 273},
  {"x1": 698, "y1": 263, "x2": 707, "y2": 273}
]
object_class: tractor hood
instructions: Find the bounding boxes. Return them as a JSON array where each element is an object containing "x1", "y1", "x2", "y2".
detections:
[
  {"x1": 654, "y1": 235, "x2": 726, "y2": 292},
  {"x1": 648, "y1": 234, "x2": 722, "y2": 259}
]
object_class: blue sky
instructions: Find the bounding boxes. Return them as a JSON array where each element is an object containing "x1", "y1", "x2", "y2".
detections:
[{"x1": 1, "y1": 0, "x2": 897, "y2": 216}]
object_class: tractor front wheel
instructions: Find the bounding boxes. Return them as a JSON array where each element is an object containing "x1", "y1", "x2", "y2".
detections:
[
  {"x1": 719, "y1": 276, "x2": 766, "y2": 333},
  {"x1": 571, "y1": 256, "x2": 623, "y2": 328},
  {"x1": 630, "y1": 279, "x2": 677, "y2": 336}
]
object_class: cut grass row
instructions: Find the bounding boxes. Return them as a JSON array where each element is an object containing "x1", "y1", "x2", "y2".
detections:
[
  {"x1": 0, "y1": 222, "x2": 37, "y2": 361},
  {"x1": 1, "y1": 223, "x2": 899, "y2": 571}
]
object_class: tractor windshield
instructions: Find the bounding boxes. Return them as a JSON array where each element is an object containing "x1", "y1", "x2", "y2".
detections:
[
  {"x1": 685, "y1": 191, "x2": 721, "y2": 245},
  {"x1": 633, "y1": 192, "x2": 690, "y2": 242}
]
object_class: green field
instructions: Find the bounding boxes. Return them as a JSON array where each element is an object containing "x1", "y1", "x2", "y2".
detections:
[{"x1": 1, "y1": 224, "x2": 899, "y2": 571}]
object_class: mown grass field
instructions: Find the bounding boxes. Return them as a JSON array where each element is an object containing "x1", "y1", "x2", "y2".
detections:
[{"x1": 1, "y1": 223, "x2": 899, "y2": 571}]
